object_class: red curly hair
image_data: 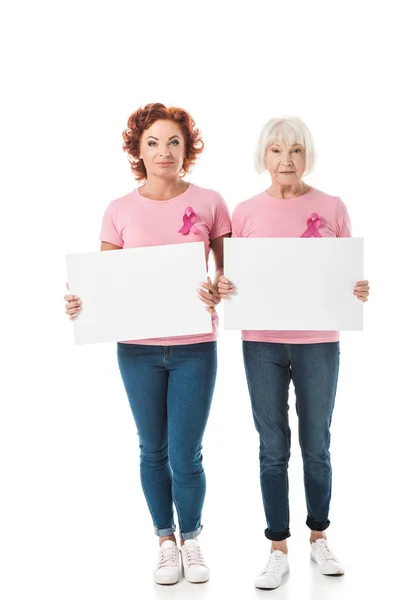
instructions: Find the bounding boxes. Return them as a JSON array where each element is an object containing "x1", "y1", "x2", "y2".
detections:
[{"x1": 122, "y1": 103, "x2": 204, "y2": 182}]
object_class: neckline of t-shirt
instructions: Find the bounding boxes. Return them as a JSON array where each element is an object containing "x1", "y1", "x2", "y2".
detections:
[
  {"x1": 134, "y1": 182, "x2": 193, "y2": 203},
  {"x1": 264, "y1": 186, "x2": 316, "y2": 202}
]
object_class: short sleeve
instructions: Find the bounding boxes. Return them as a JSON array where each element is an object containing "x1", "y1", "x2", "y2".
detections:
[
  {"x1": 99, "y1": 201, "x2": 124, "y2": 246},
  {"x1": 231, "y1": 204, "x2": 244, "y2": 238},
  {"x1": 336, "y1": 198, "x2": 352, "y2": 238},
  {"x1": 209, "y1": 193, "x2": 232, "y2": 240}
]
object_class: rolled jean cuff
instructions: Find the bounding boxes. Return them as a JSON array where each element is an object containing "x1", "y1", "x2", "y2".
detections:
[
  {"x1": 154, "y1": 524, "x2": 176, "y2": 537},
  {"x1": 180, "y1": 525, "x2": 203, "y2": 541},
  {"x1": 306, "y1": 517, "x2": 330, "y2": 531},
  {"x1": 264, "y1": 527, "x2": 291, "y2": 541}
]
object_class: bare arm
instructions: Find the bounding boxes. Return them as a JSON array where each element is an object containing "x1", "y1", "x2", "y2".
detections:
[
  {"x1": 100, "y1": 242, "x2": 122, "y2": 251},
  {"x1": 210, "y1": 233, "x2": 231, "y2": 286},
  {"x1": 198, "y1": 233, "x2": 231, "y2": 313}
]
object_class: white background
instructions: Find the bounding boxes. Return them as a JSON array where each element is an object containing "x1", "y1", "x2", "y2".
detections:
[{"x1": 1, "y1": 1, "x2": 399, "y2": 598}]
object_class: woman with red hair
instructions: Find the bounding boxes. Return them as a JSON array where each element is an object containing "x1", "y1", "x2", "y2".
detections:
[{"x1": 64, "y1": 103, "x2": 231, "y2": 585}]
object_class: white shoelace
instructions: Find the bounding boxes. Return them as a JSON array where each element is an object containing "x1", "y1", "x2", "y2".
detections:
[
  {"x1": 314, "y1": 540, "x2": 338, "y2": 561},
  {"x1": 157, "y1": 545, "x2": 179, "y2": 568},
  {"x1": 182, "y1": 544, "x2": 206, "y2": 567},
  {"x1": 261, "y1": 552, "x2": 286, "y2": 575}
]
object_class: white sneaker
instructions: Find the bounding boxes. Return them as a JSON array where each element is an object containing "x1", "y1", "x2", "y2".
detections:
[
  {"x1": 311, "y1": 538, "x2": 345, "y2": 575},
  {"x1": 180, "y1": 539, "x2": 209, "y2": 583},
  {"x1": 153, "y1": 540, "x2": 180, "y2": 585},
  {"x1": 255, "y1": 550, "x2": 289, "y2": 589}
]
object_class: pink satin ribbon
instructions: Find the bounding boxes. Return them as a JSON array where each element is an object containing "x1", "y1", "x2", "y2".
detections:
[
  {"x1": 178, "y1": 206, "x2": 200, "y2": 234},
  {"x1": 300, "y1": 212, "x2": 322, "y2": 237}
]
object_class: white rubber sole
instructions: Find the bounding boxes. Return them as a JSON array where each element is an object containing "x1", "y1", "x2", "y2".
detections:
[
  {"x1": 182, "y1": 566, "x2": 210, "y2": 583},
  {"x1": 311, "y1": 553, "x2": 345, "y2": 575},
  {"x1": 255, "y1": 564, "x2": 289, "y2": 589},
  {"x1": 153, "y1": 568, "x2": 180, "y2": 585}
]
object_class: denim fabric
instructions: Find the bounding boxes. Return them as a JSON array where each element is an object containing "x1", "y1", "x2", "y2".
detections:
[
  {"x1": 117, "y1": 341, "x2": 217, "y2": 539},
  {"x1": 243, "y1": 341, "x2": 340, "y2": 541}
]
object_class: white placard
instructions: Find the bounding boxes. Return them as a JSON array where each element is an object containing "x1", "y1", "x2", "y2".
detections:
[
  {"x1": 66, "y1": 242, "x2": 212, "y2": 345},
  {"x1": 224, "y1": 238, "x2": 364, "y2": 330}
]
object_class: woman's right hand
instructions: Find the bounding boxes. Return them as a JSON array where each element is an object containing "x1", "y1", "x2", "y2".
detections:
[
  {"x1": 64, "y1": 283, "x2": 82, "y2": 320},
  {"x1": 218, "y1": 275, "x2": 235, "y2": 299}
]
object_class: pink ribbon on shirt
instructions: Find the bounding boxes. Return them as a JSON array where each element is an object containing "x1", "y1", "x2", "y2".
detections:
[
  {"x1": 300, "y1": 212, "x2": 322, "y2": 237},
  {"x1": 178, "y1": 206, "x2": 200, "y2": 234}
]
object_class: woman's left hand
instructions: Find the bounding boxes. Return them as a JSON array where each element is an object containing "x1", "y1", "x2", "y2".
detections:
[
  {"x1": 198, "y1": 277, "x2": 221, "y2": 314},
  {"x1": 353, "y1": 279, "x2": 370, "y2": 303}
]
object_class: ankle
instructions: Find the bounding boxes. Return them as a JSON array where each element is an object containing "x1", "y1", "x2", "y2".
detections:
[
  {"x1": 271, "y1": 541, "x2": 288, "y2": 554},
  {"x1": 310, "y1": 531, "x2": 327, "y2": 543}
]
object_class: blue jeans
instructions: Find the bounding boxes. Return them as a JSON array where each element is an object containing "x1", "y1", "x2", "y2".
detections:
[
  {"x1": 117, "y1": 341, "x2": 217, "y2": 540},
  {"x1": 243, "y1": 341, "x2": 340, "y2": 541}
]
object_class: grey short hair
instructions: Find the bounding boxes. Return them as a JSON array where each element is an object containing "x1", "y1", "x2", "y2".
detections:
[{"x1": 254, "y1": 117, "x2": 316, "y2": 175}]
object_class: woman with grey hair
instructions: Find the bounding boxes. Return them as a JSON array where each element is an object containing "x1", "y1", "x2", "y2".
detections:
[{"x1": 218, "y1": 117, "x2": 370, "y2": 590}]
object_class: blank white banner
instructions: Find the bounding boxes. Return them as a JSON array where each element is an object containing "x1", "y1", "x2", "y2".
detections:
[
  {"x1": 224, "y1": 238, "x2": 364, "y2": 331},
  {"x1": 66, "y1": 242, "x2": 212, "y2": 345}
]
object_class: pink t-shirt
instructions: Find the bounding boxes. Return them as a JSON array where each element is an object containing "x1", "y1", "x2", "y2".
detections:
[
  {"x1": 232, "y1": 187, "x2": 352, "y2": 344},
  {"x1": 99, "y1": 183, "x2": 231, "y2": 345}
]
